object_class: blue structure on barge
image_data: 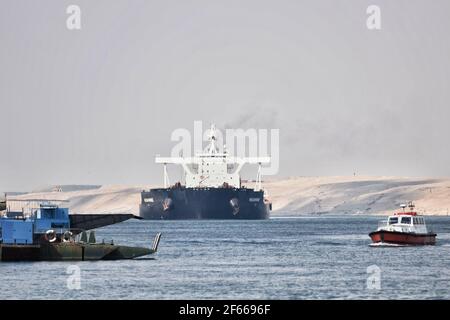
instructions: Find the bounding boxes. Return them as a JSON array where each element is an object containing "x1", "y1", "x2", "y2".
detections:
[{"x1": 1, "y1": 203, "x2": 69, "y2": 245}]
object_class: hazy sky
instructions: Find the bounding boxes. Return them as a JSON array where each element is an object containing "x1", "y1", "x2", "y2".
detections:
[{"x1": 1, "y1": 0, "x2": 450, "y2": 192}]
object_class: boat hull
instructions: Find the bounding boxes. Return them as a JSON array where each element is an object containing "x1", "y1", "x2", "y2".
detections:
[
  {"x1": 0, "y1": 243, "x2": 154, "y2": 262},
  {"x1": 140, "y1": 187, "x2": 271, "y2": 220},
  {"x1": 369, "y1": 230, "x2": 436, "y2": 245}
]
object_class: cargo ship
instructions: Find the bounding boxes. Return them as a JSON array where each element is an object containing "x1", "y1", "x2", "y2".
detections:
[{"x1": 140, "y1": 125, "x2": 272, "y2": 219}]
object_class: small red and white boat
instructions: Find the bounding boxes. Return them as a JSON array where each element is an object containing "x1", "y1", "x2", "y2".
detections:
[{"x1": 369, "y1": 202, "x2": 436, "y2": 246}]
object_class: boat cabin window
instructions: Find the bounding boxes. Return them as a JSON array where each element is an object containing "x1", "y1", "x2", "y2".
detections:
[
  {"x1": 401, "y1": 217, "x2": 411, "y2": 224},
  {"x1": 388, "y1": 217, "x2": 398, "y2": 224}
]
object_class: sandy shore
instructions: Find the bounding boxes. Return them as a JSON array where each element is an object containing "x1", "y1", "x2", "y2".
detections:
[
  {"x1": 264, "y1": 176, "x2": 450, "y2": 216},
  {"x1": 6, "y1": 176, "x2": 450, "y2": 216}
]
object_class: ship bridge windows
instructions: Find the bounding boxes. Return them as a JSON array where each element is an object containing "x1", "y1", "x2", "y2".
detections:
[
  {"x1": 400, "y1": 217, "x2": 411, "y2": 224},
  {"x1": 388, "y1": 217, "x2": 398, "y2": 225}
]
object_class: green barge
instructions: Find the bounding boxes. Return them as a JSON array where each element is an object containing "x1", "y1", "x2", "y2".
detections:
[{"x1": 0, "y1": 200, "x2": 161, "y2": 262}]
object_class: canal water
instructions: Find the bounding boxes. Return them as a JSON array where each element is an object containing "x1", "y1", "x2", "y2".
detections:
[{"x1": 1, "y1": 216, "x2": 450, "y2": 299}]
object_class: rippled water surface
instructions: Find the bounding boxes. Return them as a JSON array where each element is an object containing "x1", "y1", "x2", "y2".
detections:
[{"x1": 2, "y1": 216, "x2": 450, "y2": 299}]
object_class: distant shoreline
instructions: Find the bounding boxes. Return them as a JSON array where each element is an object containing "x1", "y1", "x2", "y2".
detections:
[{"x1": 5, "y1": 176, "x2": 450, "y2": 216}]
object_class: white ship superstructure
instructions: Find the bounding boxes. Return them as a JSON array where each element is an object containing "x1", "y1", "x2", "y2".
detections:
[{"x1": 156, "y1": 124, "x2": 270, "y2": 189}]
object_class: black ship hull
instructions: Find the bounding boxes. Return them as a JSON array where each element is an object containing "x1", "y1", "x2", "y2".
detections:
[{"x1": 140, "y1": 187, "x2": 271, "y2": 220}]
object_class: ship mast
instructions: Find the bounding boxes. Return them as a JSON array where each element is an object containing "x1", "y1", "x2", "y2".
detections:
[{"x1": 205, "y1": 124, "x2": 219, "y2": 155}]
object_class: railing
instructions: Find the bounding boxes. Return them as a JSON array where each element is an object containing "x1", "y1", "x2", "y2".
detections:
[{"x1": 5, "y1": 199, "x2": 69, "y2": 218}]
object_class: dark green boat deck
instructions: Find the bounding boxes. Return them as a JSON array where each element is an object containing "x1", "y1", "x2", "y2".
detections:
[{"x1": 0, "y1": 242, "x2": 155, "y2": 262}]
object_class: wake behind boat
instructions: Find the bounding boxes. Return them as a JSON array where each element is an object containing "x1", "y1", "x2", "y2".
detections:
[{"x1": 369, "y1": 202, "x2": 436, "y2": 246}]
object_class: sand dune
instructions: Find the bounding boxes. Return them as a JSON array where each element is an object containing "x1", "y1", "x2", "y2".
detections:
[
  {"x1": 7, "y1": 176, "x2": 450, "y2": 216},
  {"x1": 8, "y1": 185, "x2": 151, "y2": 215},
  {"x1": 264, "y1": 176, "x2": 450, "y2": 216}
]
